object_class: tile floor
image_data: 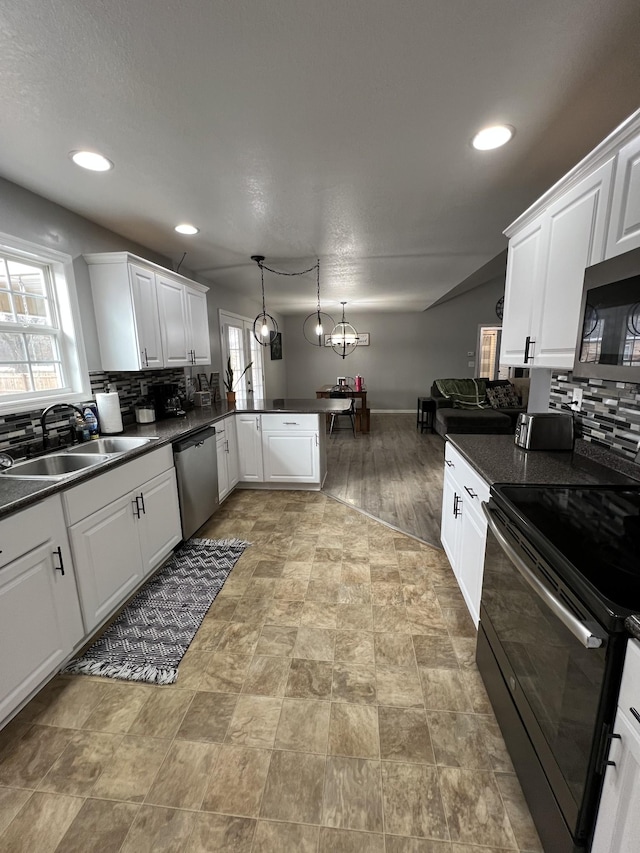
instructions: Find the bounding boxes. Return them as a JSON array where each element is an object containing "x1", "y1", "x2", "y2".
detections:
[{"x1": 0, "y1": 490, "x2": 543, "y2": 852}]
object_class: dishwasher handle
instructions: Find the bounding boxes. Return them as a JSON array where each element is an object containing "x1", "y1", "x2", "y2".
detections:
[{"x1": 172, "y1": 426, "x2": 217, "y2": 454}]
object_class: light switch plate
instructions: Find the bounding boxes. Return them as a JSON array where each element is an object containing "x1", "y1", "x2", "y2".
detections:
[{"x1": 571, "y1": 388, "x2": 583, "y2": 409}]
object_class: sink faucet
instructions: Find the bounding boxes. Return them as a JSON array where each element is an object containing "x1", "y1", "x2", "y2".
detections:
[{"x1": 40, "y1": 403, "x2": 86, "y2": 451}]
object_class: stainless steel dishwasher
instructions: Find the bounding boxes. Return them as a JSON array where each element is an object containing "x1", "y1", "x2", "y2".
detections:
[{"x1": 172, "y1": 425, "x2": 219, "y2": 539}]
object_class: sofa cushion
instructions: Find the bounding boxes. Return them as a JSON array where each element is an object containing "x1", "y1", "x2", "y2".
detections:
[
  {"x1": 434, "y1": 378, "x2": 488, "y2": 409},
  {"x1": 486, "y1": 382, "x2": 521, "y2": 409},
  {"x1": 435, "y1": 407, "x2": 513, "y2": 435}
]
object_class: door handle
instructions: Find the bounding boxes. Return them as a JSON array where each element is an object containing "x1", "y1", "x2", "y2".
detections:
[
  {"x1": 315, "y1": 433, "x2": 318, "y2": 446},
  {"x1": 53, "y1": 546, "x2": 65, "y2": 575},
  {"x1": 453, "y1": 493, "x2": 462, "y2": 518},
  {"x1": 482, "y1": 503, "x2": 605, "y2": 649},
  {"x1": 138, "y1": 492, "x2": 146, "y2": 515},
  {"x1": 256, "y1": 417, "x2": 260, "y2": 431},
  {"x1": 464, "y1": 486, "x2": 478, "y2": 499},
  {"x1": 225, "y1": 439, "x2": 229, "y2": 453},
  {"x1": 132, "y1": 497, "x2": 141, "y2": 518},
  {"x1": 524, "y1": 336, "x2": 535, "y2": 364}
]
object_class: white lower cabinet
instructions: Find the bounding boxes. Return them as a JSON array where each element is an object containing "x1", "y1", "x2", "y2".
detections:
[
  {"x1": 65, "y1": 447, "x2": 181, "y2": 634},
  {"x1": 592, "y1": 639, "x2": 640, "y2": 853},
  {"x1": 0, "y1": 496, "x2": 84, "y2": 725},
  {"x1": 217, "y1": 415, "x2": 239, "y2": 502},
  {"x1": 236, "y1": 413, "x2": 324, "y2": 487},
  {"x1": 440, "y1": 442, "x2": 490, "y2": 627},
  {"x1": 236, "y1": 413, "x2": 264, "y2": 482}
]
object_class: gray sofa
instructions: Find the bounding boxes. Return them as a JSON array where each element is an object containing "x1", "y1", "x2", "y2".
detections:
[{"x1": 430, "y1": 379, "x2": 526, "y2": 436}]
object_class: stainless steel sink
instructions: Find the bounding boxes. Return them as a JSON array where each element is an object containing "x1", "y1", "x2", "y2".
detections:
[
  {"x1": 66, "y1": 436, "x2": 157, "y2": 455},
  {"x1": 0, "y1": 453, "x2": 112, "y2": 480}
]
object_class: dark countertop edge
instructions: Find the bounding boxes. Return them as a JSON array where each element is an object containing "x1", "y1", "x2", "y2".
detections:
[
  {"x1": 0, "y1": 401, "x2": 340, "y2": 521},
  {"x1": 447, "y1": 434, "x2": 640, "y2": 488},
  {"x1": 625, "y1": 616, "x2": 640, "y2": 642}
]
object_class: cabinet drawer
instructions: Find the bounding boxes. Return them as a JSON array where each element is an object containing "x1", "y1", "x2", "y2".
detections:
[
  {"x1": 444, "y1": 443, "x2": 490, "y2": 505},
  {"x1": 63, "y1": 445, "x2": 174, "y2": 525},
  {"x1": 618, "y1": 639, "x2": 640, "y2": 721},
  {"x1": 261, "y1": 413, "x2": 318, "y2": 431},
  {"x1": 0, "y1": 496, "x2": 63, "y2": 571}
]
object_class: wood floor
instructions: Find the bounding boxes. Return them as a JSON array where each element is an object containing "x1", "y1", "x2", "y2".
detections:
[{"x1": 323, "y1": 413, "x2": 445, "y2": 547}]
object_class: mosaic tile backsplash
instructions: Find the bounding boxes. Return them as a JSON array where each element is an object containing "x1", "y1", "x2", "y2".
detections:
[
  {"x1": 0, "y1": 368, "x2": 220, "y2": 456},
  {"x1": 550, "y1": 372, "x2": 640, "y2": 460}
]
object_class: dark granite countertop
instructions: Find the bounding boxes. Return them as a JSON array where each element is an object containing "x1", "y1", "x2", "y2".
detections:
[
  {"x1": 0, "y1": 400, "x2": 345, "y2": 520},
  {"x1": 447, "y1": 434, "x2": 640, "y2": 487},
  {"x1": 625, "y1": 616, "x2": 640, "y2": 641}
]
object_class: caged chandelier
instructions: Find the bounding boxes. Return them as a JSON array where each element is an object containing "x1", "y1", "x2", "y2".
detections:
[{"x1": 250, "y1": 255, "x2": 335, "y2": 348}]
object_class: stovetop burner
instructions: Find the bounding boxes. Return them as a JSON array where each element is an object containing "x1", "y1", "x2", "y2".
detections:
[{"x1": 492, "y1": 484, "x2": 640, "y2": 618}]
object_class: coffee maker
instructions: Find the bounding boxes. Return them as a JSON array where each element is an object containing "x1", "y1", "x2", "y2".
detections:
[{"x1": 151, "y1": 384, "x2": 186, "y2": 418}]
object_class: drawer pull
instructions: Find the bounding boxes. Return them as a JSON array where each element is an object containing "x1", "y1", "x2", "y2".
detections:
[
  {"x1": 53, "y1": 546, "x2": 65, "y2": 576},
  {"x1": 630, "y1": 707, "x2": 640, "y2": 726},
  {"x1": 464, "y1": 486, "x2": 478, "y2": 499},
  {"x1": 283, "y1": 421, "x2": 299, "y2": 425},
  {"x1": 445, "y1": 460, "x2": 454, "y2": 467}
]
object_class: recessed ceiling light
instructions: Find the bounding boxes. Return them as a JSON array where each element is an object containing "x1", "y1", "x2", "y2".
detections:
[
  {"x1": 174, "y1": 224, "x2": 200, "y2": 235},
  {"x1": 472, "y1": 125, "x2": 514, "y2": 150},
  {"x1": 69, "y1": 150, "x2": 114, "y2": 171}
]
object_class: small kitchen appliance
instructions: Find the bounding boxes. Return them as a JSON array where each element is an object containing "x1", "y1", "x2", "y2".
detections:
[
  {"x1": 151, "y1": 384, "x2": 186, "y2": 419},
  {"x1": 514, "y1": 411, "x2": 574, "y2": 450}
]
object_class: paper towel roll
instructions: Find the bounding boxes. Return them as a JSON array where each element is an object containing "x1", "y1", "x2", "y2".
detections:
[{"x1": 96, "y1": 391, "x2": 123, "y2": 434}]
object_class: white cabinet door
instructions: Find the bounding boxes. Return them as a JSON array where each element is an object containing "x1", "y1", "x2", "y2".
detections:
[
  {"x1": 156, "y1": 274, "x2": 190, "y2": 366},
  {"x1": 0, "y1": 498, "x2": 83, "y2": 725},
  {"x1": 606, "y1": 132, "x2": 640, "y2": 258},
  {"x1": 69, "y1": 493, "x2": 142, "y2": 633},
  {"x1": 216, "y1": 434, "x2": 231, "y2": 502},
  {"x1": 129, "y1": 263, "x2": 164, "y2": 369},
  {"x1": 262, "y1": 430, "x2": 320, "y2": 483},
  {"x1": 457, "y1": 502, "x2": 487, "y2": 628},
  {"x1": 185, "y1": 286, "x2": 211, "y2": 365},
  {"x1": 440, "y1": 466, "x2": 461, "y2": 571},
  {"x1": 236, "y1": 413, "x2": 264, "y2": 482},
  {"x1": 535, "y1": 159, "x2": 614, "y2": 369},
  {"x1": 591, "y1": 708, "x2": 640, "y2": 853},
  {"x1": 226, "y1": 416, "x2": 239, "y2": 490},
  {"x1": 137, "y1": 469, "x2": 182, "y2": 575},
  {"x1": 501, "y1": 213, "x2": 547, "y2": 366}
]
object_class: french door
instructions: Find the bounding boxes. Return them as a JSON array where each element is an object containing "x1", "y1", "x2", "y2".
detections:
[{"x1": 220, "y1": 311, "x2": 265, "y2": 401}]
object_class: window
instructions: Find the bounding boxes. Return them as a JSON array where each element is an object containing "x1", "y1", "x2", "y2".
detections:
[
  {"x1": 0, "y1": 233, "x2": 90, "y2": 413},
  {"x1": 220, "y1": 311, "x2": 265, "y2": 400}
]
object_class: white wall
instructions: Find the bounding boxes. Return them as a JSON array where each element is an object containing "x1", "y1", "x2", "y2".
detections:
[
  {"x1": 0, "y1": 177, "x2": 288, "y2": 396},
  {"x1": 283, "y1": 276, "x2": 505, "y2": 409}
]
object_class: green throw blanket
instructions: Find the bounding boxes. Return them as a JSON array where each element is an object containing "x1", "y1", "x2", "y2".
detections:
[{"x1": 435, "y1": 378, "x2": 488, "y2": 409}]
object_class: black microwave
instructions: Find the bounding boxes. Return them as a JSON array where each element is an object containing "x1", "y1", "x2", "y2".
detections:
[{"x1": 573, "y1": 246, "x2": 640, "y2": 381}]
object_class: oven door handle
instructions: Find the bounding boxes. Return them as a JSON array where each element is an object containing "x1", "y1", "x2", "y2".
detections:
[{"x1": 482, "y1": 503, "x2": 605, "y2": 650}]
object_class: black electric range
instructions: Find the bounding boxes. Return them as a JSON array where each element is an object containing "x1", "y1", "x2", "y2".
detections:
[
  {"x1": 491, "y1": 483, "x2": 640, "y2": 630},
  {"x1": 478, "y1": 482, "x2": 640, "y2": 853}
]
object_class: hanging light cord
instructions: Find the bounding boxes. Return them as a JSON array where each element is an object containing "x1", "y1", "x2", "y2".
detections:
[
  {"x1": 316, "y1": 260, "x2": 322, "y2": 315},
  {"x1": 254, "y1": 259, "x2": 319, "y2": 277}
]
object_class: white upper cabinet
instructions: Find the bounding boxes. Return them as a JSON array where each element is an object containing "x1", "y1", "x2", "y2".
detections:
[
  {"x1": 157, "y1": 274, "x2": 190, "y2": 366},
  {"x1": 534, "y1": 159, "x2": 614, "y2": 369},
  {"x1": 501, "y1": 213, "x2": 546, "y2": 365},
  {"x1": 85, "y1": 252, "x2": 210, "y2": 371},
  {"x1": 606, "y1": 132, "x2": 640, "y2": 258}
]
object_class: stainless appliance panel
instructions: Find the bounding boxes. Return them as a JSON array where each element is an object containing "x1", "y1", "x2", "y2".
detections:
[{"x1": 173, "y1": 426, "x2": 219, "y2": 540}]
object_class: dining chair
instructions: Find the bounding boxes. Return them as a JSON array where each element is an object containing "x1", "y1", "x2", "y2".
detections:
[{"x1": 328, "y1": 386, "x2": 356, "y2": 437}]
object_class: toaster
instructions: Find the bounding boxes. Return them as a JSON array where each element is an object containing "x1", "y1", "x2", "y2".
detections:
[{"x1": 514, "y1": 412, "x2": 574, "y2": 450}]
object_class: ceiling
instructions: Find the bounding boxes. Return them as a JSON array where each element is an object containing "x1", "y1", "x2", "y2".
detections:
[{"x1": 0, "y1": 1, "x2": 639, "y2": 315}]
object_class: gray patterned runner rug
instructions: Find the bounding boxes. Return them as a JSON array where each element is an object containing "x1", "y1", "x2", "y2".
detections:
[{"x1": 64, "y1": 537, "x2": 250, "y2": 685}]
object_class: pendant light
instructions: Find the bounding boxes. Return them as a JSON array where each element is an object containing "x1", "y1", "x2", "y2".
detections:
[
  {"x1": 251, "y1": 255, "x2": 279, "y2": 346},
  {"x1": 330, "y1": 302, "x2": 359, "y2": 358},
  {"x1": 302, "y1": 258, "x2": 334, "y2": 346}
]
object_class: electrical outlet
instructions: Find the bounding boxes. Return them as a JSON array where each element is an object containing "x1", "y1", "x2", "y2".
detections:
[
  {"x1": 571, "y1": 388, "x2": 583, "y2": 409},
  {"x1": 468, "y1": 360, "x2": 475, "y2": 368},
  {"x1": 139, "y1": 379, "x2": 148, "y2": 396},
  {"x1": 467, "y1": 351, "x2": 475, "y2": 357}
]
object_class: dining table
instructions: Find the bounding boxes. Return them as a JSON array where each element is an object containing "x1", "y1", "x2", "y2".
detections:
[{"x1": 315, "y1": 385, "x2": 370, "y2": 433}]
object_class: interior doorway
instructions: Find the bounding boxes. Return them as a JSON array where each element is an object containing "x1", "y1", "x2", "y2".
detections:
[{"x1": 477, "y1": 325, "x2": 502, "y2": 380}]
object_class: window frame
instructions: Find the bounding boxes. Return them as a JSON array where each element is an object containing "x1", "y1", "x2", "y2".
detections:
[{"x1": 0, "y1": 231, "x2": 90, "y2": 414}]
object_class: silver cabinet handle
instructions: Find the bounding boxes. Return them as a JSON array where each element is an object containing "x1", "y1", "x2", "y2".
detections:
[
  {"x1": 453, "y1": 493, "x2": 462, "y2": 518},
  {"x1": 53, "y1": 546, "x2": 65, "y2": 575},
  {"x1": 482, "y1": 503, "x2": 605, "y2": 649},
  {"x1": 256, "y1": 417, "x2": 260, "y2": 431}
]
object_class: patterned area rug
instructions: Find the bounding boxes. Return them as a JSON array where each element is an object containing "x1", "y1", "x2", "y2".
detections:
[{"x1": 64, "y1": 537, "x2": 249, "y2": 685}]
